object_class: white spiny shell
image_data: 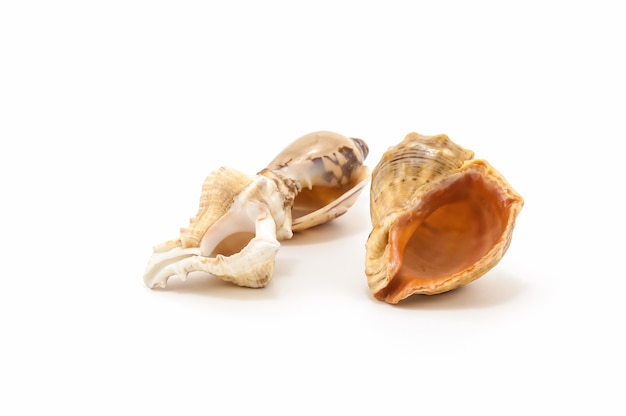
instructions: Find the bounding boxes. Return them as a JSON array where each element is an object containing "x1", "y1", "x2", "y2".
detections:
[{"x1": 143, "y1": 168, "x2": 299, "y2": 289}]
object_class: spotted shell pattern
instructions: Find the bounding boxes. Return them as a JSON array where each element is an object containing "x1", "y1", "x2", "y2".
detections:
[{"x1": 265, "y1": 131, "x2": 370, "y2": 231}]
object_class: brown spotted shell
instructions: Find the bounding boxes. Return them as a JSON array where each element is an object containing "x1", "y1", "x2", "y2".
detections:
[
  {"x1": 265, "y1": 131, "x2": 370, "y2": 231},
  {"x1": 365, "y1": 132, "x2": 524, "y2": 304}
]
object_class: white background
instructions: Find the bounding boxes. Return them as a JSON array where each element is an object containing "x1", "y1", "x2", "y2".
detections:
[{"x1": 1, "y1": 1, "x2": 624, "y2": 414}]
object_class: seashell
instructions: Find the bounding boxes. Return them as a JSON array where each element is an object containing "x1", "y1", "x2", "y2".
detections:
[
  {"x1": 265, "y1": 131, "x2": 370, "y2": 231},
  {"x1": 144, "y1": 131, "x2": 370, "y2": 290},
  {"x1": 365, "y1": 132, "x2": 524, "y2": 304},
  {"x1": 143, "y1": 167, "x2": 299, "y2": 289}
]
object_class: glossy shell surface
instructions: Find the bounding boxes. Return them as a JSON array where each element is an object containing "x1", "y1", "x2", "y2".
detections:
[{"x1": 265, "y1": 131, "x2": 370, "y2": 231}]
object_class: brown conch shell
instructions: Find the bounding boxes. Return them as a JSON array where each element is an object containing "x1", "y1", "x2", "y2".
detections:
[
  {"x1": 144, "y1": 131, "x2": 370, "y2": 290},
  {"x1": 365, "y1": 132, "x2": 524, "y2": 304}
]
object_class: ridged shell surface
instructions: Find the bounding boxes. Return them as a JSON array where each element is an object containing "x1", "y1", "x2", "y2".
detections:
[
  {"x1": 179, "y1": 166, "x2": 253, "y2": 248},
  {"x1": 369, "y1": 133, "x2": 474, "y2": 225},
  {"x1": 143, "y1": 167, "x2": 299, "y2": 289}
]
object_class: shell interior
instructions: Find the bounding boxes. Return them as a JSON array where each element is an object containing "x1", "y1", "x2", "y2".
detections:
[
  {"x1": 377, "y1": 167, "x2": 514, "y2": 300},
  {"x1": 290, "y1": 166, "x2": 370, "y2": 230},
  {"x1": 365, "y1": 132, "x2": 524, "y2": 304},
  {"x1": 207, "y1": 232, "x2": 257, "y2": 258}
]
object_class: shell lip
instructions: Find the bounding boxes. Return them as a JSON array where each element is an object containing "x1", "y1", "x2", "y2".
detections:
[
  {"x1": 381, "y1": 165, "x2": 522, "y2": 303},
  {"x1": 143, "y1": 213, "x2": 280, "y2": 290},
  {"x1": 365, "y1": 134, "x2": 524, "y2": 304},
  {"x1": 291, "y1": 166, "x2": 370, "y2": 231}
]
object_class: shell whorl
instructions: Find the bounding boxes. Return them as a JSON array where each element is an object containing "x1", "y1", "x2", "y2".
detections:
[
  {"x1": 351, "y1": 137, "x2": 369, "y2": 161},
  {"x1": 369, "y1": 133, "x2": 473, "y2": 226},
  {"x1": 179, "y1": 166, "x2": 254, "y2": 248},
  {"x1": 265, "y1": 131, "x2": 369, "y2": 189}
]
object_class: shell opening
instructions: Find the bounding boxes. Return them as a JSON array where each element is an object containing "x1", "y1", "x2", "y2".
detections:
[
  {"x1": 291, "y1": 173, "x2": 365, "y2": 220},
  {"x1": 382, "y1": 170, "x2": 512, "y2": 298},
  {"x1": 199, "y1": 203, "x2": 257, "y2": 258},
  {"x1": 208, "y1": 231, "x2": 256, "y2": 257}
]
